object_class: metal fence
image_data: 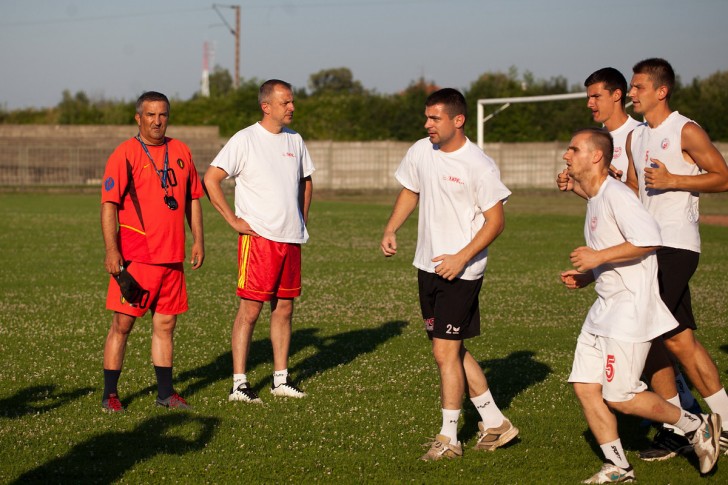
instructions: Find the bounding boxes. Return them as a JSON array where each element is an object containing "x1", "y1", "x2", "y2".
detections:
[{"x1": 2, "y1": 125, "x2": 727, "y2": 190}]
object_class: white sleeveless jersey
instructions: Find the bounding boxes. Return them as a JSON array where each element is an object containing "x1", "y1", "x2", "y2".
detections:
[
  {"x1": 610, "y1": 116, "x2": 642, "y2": 182},
  {"x1": 630, "y1": 111, "x2": 701, "y2": 253}
]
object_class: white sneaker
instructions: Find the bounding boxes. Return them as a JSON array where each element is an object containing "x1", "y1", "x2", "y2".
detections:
[
  {"x1": 270, "y1": 377, "x2": 306, "y2": 398},
  {"x1": 687, "y1": 413, "x2": 721, "y2": 474},
  {"x1": 582, "y1": 462, "x2": 635, "y2": 483},
  {"x1": 229, "y1": 382, "x2": 262, "y2": 403}
]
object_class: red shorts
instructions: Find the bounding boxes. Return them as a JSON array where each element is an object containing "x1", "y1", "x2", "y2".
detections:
[
  {"x1": 106, "y1": 262, "x2": 187, "y2": 317},
  {"x1": 237, "y1": 235, "x2": 301, "y2": 301}
]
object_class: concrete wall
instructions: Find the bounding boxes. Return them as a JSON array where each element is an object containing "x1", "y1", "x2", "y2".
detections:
[{"x1": 1, "y1": 125, "x2": 727, "y2": 189}]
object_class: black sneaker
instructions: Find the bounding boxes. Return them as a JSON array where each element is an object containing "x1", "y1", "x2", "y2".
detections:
[
  {"x1": 229, "y1": 382, "x2": 262, "y2": 403},
  {"x1": 638, "y1": 427, "x2": 692, "y2": 461},
  {"x1": 270, "y1": 377, "x2": 306, "y2": 398}
]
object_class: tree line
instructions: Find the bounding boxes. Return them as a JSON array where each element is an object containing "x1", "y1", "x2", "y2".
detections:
[{"x1": 2, "y1": 66, "x2": 727, "y2": 142}]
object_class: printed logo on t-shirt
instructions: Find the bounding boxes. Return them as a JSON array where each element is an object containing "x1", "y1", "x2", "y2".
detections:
[
  {"x1": 283, "y1": 152, "x2": 295, "y2": 158},
  {"x1": 442, "y1": 175, "x2": 465, "y2": 185},
  {"x1": 590, "y1": 216, "x2": 598, "y2": 232},
  {"x1": 613, "y1": 146, "x2": 622, "y2": 159},
  {"x1": 104, "y1": 177, "x2": 115, "y2": 191},
  {"x1": 661, "y1": 138, "x2": 670, "y2": 150}
]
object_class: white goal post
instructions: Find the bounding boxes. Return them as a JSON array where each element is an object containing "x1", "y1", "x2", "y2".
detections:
[{"x1": 476, "y1": 92, "x2": 586, "y2": 150}]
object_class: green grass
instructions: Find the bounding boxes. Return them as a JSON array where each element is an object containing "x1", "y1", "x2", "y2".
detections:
[{"x1": 1, "y1": 190, "x2": 727, "y2": 484}]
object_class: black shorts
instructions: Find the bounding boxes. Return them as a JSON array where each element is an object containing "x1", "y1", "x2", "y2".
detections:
[
  {"x1": 656, "y1": 247, "x2": 699, "y2": 338},
  {"x1": 417, "y1": 269, "x2": 482, "y2": 341}
]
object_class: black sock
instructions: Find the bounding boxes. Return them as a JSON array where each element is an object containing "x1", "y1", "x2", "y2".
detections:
[
  {"x1": 103, "y1": 369, "x2": 122, "y2": 399},
  {"x1": 154, "y1": 365, "x2": 173, "y2": 400}
]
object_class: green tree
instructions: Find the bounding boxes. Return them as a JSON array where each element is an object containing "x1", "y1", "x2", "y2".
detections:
[{"x1": 308, "y1": 67, "x2": 364, "y2": 96}]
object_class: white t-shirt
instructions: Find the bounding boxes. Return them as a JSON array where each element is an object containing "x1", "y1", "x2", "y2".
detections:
[
  {"x1": 581, "y1": 177, "x2": 678, "y2": 342},
  {"x1": 610, "y1": 116, "x2": 642, "y2": 182},
  {"x1": 395, "y1": 137, "x2": 511, "y2": 280},
  {"x1": 210, "y1": 122, "x2": 315, "y2": 243},
  {"x1": 630, "y1": 111, "x2": 700, "y2": 253}
]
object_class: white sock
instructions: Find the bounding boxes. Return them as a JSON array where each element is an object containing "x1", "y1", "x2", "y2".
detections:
[
  {"x1": 663, "y1": 394, "x2": 685, "y2": 436},
  {"x1": 233, "y1": 373, "x2": 247, "y2": 389},
  {"x1": 675, "y1": 372, "x2": 698, "y2": 409},
  {"x1": 273, "y1": 369, "x2": 288, "y2": 387},
  {"x1": 703, "y1": 388, "x2": 728, "y2": 431},
  {"x1": 439, "y1": 408, "x2": 460, "y2": 445},
  {"x1": 674, "y1": 411, "x2": 701, "y2": 435},
  {"x1": 471, "y1": 389, "x2": 506, "y2": 428},
  {"x1": 600, "y1": 439, "x2": 629, "y2": 469}
]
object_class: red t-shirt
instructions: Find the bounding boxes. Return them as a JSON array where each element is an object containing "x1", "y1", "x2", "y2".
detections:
[{"x1": 101, "y1": 136, "x2": 202, "y2": 264}]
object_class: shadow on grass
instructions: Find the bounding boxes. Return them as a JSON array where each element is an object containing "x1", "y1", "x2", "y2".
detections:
[
  {"x1": 11, "y1": 413, "x2": 219, "y2": 484},
  {"x1": 290, "y1": 320, "x2": 408, "y2": 382},
  {"x1": 460, "y1": 350, "x2": 551, "y2": 443},
  {"x1": 0, "y1": 384, "x2": 94, "y2": 418},
  {"x1": 168, "y1": 320, "x2": 408, "y2": 397}
]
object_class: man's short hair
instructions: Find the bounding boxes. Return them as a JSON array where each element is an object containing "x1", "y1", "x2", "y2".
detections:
[
  {"x1": 574, "y1": 127, "x2": 614, "y2": 167},
  {"x1": 633, "y1": 58, "x2": 675, "y2": 100},
  {"x1": 136, "y1": 91, "x2": 169, "y2": 114},
  {"x1": 259, "y1": 79, "x2": 293, "y2": 105},
  {"x1": 584, "y1": 68, "x2": 628, "y2": 107},
  {"x1": 425, "y1": 88, "x2": 468, "y2": 122}
]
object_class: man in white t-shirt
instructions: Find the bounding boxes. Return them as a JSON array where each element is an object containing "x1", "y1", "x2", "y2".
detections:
[
  {"x1": 560, "y1": 127, "x2": 720, "y2": 482},
  {"x1": 380, "y1": 88, "x2": 518, "y2": 461},
  {"x1": 204, "y1": 79, "x2": 315, "y2": 403},
  {"x1": 560, "y1": 66, "x2": 704, "y2": 461},
  {"x1": 625, "y1": 57, "x2": 728, "y2": 457}
]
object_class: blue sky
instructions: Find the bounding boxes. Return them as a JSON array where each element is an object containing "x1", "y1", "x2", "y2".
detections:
[{"x1": 1, "y1": 0, "x2": 727, "y2": 110}]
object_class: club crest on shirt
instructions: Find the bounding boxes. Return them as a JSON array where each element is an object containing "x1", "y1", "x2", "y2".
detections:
[
  {"x1": 612, "y1": 146, "x2": 622, "y2": 159},
  {"x1": 104, "y1": 177, "x2": 115, "y2": 191},
  {"x1": 177, "y1": 159, "x2": 185, "y2": 169},
  {"x1": 661, "y1": 138, "x2": 670, "y2": 150},
  {"x1": 283, "y1": 152, "x2": 295, "y2": 158},
  {"x1": 590, "y1": 216, "x2": 598, "y2": 232}
]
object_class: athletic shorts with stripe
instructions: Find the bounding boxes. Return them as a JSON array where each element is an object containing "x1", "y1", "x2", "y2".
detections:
[
  {"x1": 237, "y1": 234, "x2": 301, "y2": 301},
  {"x1": 417, "y1": 269, "x2": 482, "y2": 340},
  {"x1": 106, "y1": 261, "x2": 187, "y2": 317}
]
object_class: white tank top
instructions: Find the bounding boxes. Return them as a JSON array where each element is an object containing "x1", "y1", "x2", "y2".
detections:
[{"x1": 630, "y1": 111, "x2": 701, "y2": 253}]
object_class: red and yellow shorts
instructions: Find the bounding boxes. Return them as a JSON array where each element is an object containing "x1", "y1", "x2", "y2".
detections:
[
  {"x1": 237, "y1": 235, "x2": 301, "y2": 301},
  {"x1": 106, "y1": 261, "x2": 187, "y2": 317}
]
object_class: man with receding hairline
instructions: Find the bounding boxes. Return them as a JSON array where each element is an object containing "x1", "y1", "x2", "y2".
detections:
[
  {"x1": 561, "y1": 126, "x2": 720, "y2": 482},
  {"x1": 204, "y1": 79, "x2": 314, "y2": 404}
]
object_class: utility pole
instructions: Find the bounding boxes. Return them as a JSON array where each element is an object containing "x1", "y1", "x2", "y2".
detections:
[{"x1": 212, "y1": 4, "x2": 241, "y2": 88}]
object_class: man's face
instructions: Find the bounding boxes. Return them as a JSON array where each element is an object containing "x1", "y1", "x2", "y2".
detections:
[
  {"x1": 263, "y1": 86, "x2": 295, "y2": 127},
  {"x1": 135, "y1": 100, "x2": 169, "y2": 145},
  {"x1": 628, "y1": 73, "x2": 660, "y2": 115},
  {"x1": 424, "y1": 103, "x2": 461, "y2": 150},
  {"x1": 586, "y1": 82, "x2": 618, "y2": 124},
  {"x1": 563, "y1": 132, "x2": 595, "y2": 182}
]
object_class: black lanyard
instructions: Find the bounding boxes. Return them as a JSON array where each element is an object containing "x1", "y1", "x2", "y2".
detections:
[
  {"x1": 136, "y1": 135, "x2": 178, "y2": 210},
  {"x1": 136, "y1": 135, "x2": 170, "y2": 189}
]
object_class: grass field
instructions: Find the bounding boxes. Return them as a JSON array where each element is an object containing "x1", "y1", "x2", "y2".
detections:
[{"x1": 1, "y1": 189, "x2": 728, "y2": 484}]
